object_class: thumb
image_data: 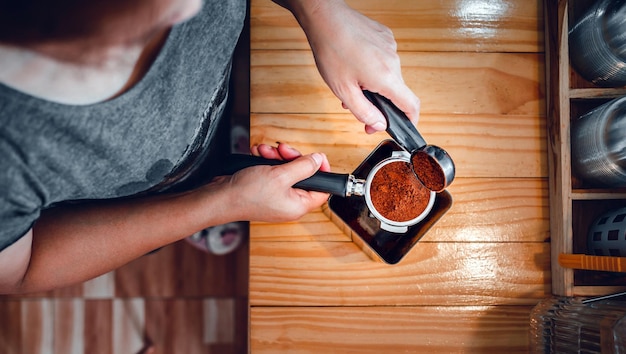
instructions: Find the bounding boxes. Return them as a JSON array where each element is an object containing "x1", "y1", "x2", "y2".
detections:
[{"x1": 277, "y1": 153, "x2": 324, "y2": 185}]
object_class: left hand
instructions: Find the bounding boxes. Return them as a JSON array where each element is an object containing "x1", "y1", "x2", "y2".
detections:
[
  {"x1": 251, "y1": 142, "x2": 331, "y2": 173},
  {"x1": 282, "y1": 0, "x2": 421, "y2": 134}
]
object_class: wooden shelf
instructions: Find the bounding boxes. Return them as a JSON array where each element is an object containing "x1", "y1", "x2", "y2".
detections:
[
  {"x1": 545, "y1": 0, "x2": 626, "y2": 296},
  {"x1": 569, "y1": 88, "x2": 626, "y2": 99},
  {"x1": 572, "y1": 190, "x2": 626, "y2": 200}
]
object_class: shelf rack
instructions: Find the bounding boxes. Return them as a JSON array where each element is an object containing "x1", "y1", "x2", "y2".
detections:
[{"x1": 545, "y1": 0, "x2": 626, "y2": 296}]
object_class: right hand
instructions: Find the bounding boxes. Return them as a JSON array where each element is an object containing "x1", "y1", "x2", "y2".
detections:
[
  {"x1": 213, "y1": 143, "x2": 331, "y2": 222},
  {"x1": 281, "y1": 0, "x2": 421, "y2": 134}
]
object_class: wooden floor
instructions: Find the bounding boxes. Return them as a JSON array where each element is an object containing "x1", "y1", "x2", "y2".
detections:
[
  {"x1": 0, "y1": 241, "x2": 249, "y2": 354},
  {"x1": 249, "y1": 0, "x2": 549, "y2": 352}
]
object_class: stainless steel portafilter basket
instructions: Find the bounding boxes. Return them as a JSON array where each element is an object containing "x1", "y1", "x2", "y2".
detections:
[
  {"x1": 569, "y1": 0, "x2": 626, "y2": 87},
  {"x1": 571, "y1": 96, "x2": 626, "y2": 187},
  {"x1": 363, "y1": 150, "x2": 435, "y2": 233}
]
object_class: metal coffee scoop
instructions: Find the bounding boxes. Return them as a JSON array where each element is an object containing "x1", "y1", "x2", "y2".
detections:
[{"x1": 363, "y1": 90, "x2": 455, "y2": 192}]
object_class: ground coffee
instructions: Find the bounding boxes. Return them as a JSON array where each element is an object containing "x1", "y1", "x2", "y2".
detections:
[
  {"x1": 411, "y1": 151, "x2": 446, "y2": 191},
  {"x1": 369, "y1": 161, "x2": 431, "y2": 222}
]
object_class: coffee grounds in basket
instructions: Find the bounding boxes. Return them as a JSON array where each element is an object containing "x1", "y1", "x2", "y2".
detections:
[
  {"x1": 411, "y1": 151, "x2": 445, "y2": 191},
  {"x1": 370, "y1": 161, "x2": 430, "y2": 222}
]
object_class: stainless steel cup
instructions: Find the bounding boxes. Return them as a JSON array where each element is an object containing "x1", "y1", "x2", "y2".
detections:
[
  {"x1": 572, "y1": 96, "x2": 626, "y2": 187},
  {"x1": 569, "y1": 0, "x2": 626, "y2": 87}
]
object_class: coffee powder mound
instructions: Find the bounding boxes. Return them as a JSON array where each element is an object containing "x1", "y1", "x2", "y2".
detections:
[
  {"x1": 411, "y1": 151, "x2": 445, "y2": 191},
  {"x1": 370, "y1": 161, "x2": 431, "y2": 222}
]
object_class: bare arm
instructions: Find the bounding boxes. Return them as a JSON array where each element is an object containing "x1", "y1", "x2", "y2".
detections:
[{"x1": 0, "y1": 150, "x2": 329, "y2": 294}]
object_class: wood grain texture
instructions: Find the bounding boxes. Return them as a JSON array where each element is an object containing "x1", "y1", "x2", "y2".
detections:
[
  {"x1": 544, "y1": 0, "x2": 573, "y2": 297},
  {"x1": 250, "y1": 306, "x2": 533, "y2": 353},
  {"x1": 114, "y1": 240, "x2": 242, "y2": 298},
  {"x1": 251, "y1": 209, "x2": 350, "y2": 242},
  {"x1": 0, "y1": 301, "x2": 22, "y2": 354},
  {"x1": 431, "y1": 178, "x2": 549, "y2": 242},
  {"x1": 559, "y1": 254, "x2": 626, "y2": 273},
  {"x1": 249, "y1": 0, "x2": 550, "y2": 351},
  {"x1": 251, "y1": 51, "x2": 545, "y2": 116},
  {"x1": 84, "y1": 300, "x2": 113, "y2": 354},
  {"x1": 251, "y1": 113, "x2": 547, "y2": 178},
  {"x1": 21, "y1": 299, "x2": 54, "y2": 354},
  {"x1": 0, "y1": 241, "x2": 249, "y2": 353},
  {"x1": 55, "y1": 299, "x2": 85, "y2": 354},
  {"x1": 251, "y1": 0, "x2": 543, "y2": 53},
  {"x1": 0, "y1": 298, "x2": 244, "y2": 354},
  {"x1": 250, "y1": 242, "x2": 550, "y2": 307},
  {"x1": 252, "y1": 177, "x2": 549, "y2": 243}
]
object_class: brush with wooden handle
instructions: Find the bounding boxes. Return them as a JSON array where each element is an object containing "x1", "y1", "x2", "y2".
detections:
[{"x1": 558, "y1": 253, "x2": 626, "y2": 273}]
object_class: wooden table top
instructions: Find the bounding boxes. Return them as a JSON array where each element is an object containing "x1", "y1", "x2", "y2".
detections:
[{"x1": 249, "y1": 0, "x2": 549, "y2": 352}]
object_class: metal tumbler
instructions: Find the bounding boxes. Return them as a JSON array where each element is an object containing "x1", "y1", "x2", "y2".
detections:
[
  {"x1": 571, "y1": 96, "x2": 626, "y2": 187},
  {"x1": 569, "y1": 0, "x2": 626, "y2": 87}
]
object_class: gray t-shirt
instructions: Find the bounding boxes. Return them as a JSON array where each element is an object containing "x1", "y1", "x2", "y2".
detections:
[{"x1": 0, "y1": 0, "x2": 247, "y2": 251}]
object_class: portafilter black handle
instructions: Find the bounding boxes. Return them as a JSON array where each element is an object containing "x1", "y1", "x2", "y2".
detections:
[
  {"x1": 363, "y1": 90, "x2": 426, "y2": 152},
  {"x1": 218, "y1": 154, "x2": 355, "y2": 197}
]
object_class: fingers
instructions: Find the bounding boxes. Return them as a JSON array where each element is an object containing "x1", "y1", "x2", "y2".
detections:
[
  {"x1": 276, "y1": 143, "x2": 303, "y2": 160},
  {"x1": 341, "y1": 85, "x2": 421, "y2": 134},
  {"x1": 222, "y1": 152, "x2": 330, "y2": 223},
  {"x1": 282, "y1": 153, "x2": 331, "y2": 205},
  {"x1": 251, "y1": 143, "x2": 331, "y2": 172},
  {"x1": 251, "y1": 144, "x2": 281, "y2": 159},
  {"x1": 342, "y1": 86, "x2": 387, "y2": 133},
  {"x1": 318, "y1": 154, "x2": 331, "y2": 172},
  {"x1": 276, "y1": 153, "x2": 324, "y2": 184},
  {"x1": 252, "y1": 143, "x2": 302, "y2": 160},
  {"x1": 377, "y1": 85, "x2": 421, "y2": 126}
]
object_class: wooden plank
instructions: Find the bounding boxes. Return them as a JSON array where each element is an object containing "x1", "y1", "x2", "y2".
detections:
[
  {"x1": 114, "y1": 241, "x2": 239, "y2": 298},
  {"x1": 84, "y1": 300, "x2": 113, "y2": 354},
  {"x1": 251, "y1": 113, "x2": 547, "y2": 178},
  {"x1": 0, "y1": 301, "x2": 22, "y2": 354},
  {"x1": 144, "y1": 299, "x2": 207, "y2": 353},
  {"x1": 251, "y1": 0, "x2": 543, "y2": 53},
  {"x1": 419, "y1": 178, "x2": 549, "y2": 242},
  {"x1": 251, "y1": 209, "x2": 350, "y2": 242},
  {"x1": 21, "y1": 299, "x2": 54, "y2": 353},
  {"x1": 0, "y1": 298, "x2": 246, "y2": 354},
  {"x1": 0, "y1": 243, "x2": 249, "y2": 352},
  {"x1": 570, "y1": 88, "x2": 626, "y2": 99},
  {"x1": 544, "y1": 0, "x2": 573, "y2": 296},
  {"x1": 251, "y1": 177, "x2": 549, "y2": 243},
  {"x1": 572, "y1": 286, "x2": 626, "y2": 297},
  {"x1": 250, "y1": 306, "x2": 533, "y2": 353},
  {"x1": 249, "y1": 1, "x2": 549, "y2": 353},
  {"x1": 250, "y1": 242, "x2": 550, "y2": 306},
  {"x1": 251, "y1": 51, "x2": 545, "y2": 116},
  {"x1": 55, "y1": 299, "x2": 86, "y2": 354}
]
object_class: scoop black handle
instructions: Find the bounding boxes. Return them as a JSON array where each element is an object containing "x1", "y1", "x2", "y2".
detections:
[
  {"x1": 363, "y1": 90, "x2": 426, "y2": 152},
  {"x1": 219, "y1": 154, "x2": 351, "y2": 197}
]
